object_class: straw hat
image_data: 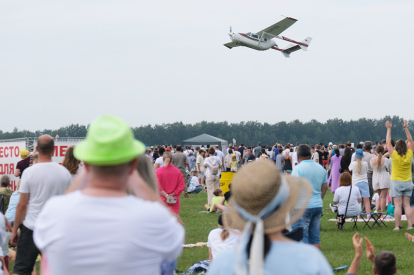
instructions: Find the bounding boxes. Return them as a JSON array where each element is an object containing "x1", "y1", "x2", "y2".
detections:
[{"x1": 223, "y1": 160, "x2": 312, "y2": 234}]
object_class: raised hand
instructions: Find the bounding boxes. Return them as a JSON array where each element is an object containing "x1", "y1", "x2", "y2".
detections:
[
  {"x1": 352, "y1": 233, "x2": 363, "y2": 257},
  {"x1": 403, "y1": 120, "x2": 408, "y2": 129},
  {"x1": 385, "y1": 121, "x2": 392, "y2": 129},
  {"x1": 364, "y1": 237, "x2": 375, "y2": 264}
]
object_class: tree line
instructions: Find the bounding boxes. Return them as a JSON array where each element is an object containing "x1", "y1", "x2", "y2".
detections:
[{"x1": 0, "y1": 116, "x2": 411, "y2": 146}]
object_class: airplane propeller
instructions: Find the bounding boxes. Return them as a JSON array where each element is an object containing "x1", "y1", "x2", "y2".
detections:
[{"x1": 228, "y1": 26, "x2": 233, "y2": 39}]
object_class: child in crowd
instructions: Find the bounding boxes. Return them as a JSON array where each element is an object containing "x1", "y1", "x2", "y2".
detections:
[
  {"x1": 230, "y1": 154, "x2": 238, "y2": 172},
  {"x1": 346, "y1": 233, "x2": 396, "y2": 275},
  {"x1": 372, "y1": 190, "x2": 391, "y2": 213},
  {"x1": 188, "y1": 171, "x2": 203, "y2": 194},
  {"x1": 187, "y1": 152, "x2": 196, "y2": 171},
  {"x1": 204, "y1": 188, "x2": 227, "y2": 212}
]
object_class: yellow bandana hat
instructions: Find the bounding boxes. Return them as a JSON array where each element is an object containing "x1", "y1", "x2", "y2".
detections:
[{"x1": 20, "y1": 149, "x2": 30, "y2": 159}]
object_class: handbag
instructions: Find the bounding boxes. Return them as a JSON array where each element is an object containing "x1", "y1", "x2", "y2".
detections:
[
  {"x1": 211, "y1": 157, "x2": 219, "y2": 175},
  {"x1": 338, "y1": 185, "x2": 352, "y2": 229}
]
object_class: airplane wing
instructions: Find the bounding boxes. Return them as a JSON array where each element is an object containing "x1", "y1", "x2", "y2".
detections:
[
  {"x1": 223, "y1": 41, "x2": 241, "y2": 49},
  {"x1": 256, "y1": 17, "x2": 297, "y2": 39}
]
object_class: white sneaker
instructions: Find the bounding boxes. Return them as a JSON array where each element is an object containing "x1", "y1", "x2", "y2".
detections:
[{"x1": 329, "y1": 203, "x2": 338, "y2": 213}]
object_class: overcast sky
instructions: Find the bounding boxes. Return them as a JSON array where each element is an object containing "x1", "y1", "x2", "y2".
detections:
[{"x1": 1, "y1": 0, "x2": 413, "y2": 132}]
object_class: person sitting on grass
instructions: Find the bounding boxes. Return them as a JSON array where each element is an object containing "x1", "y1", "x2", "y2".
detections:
[
  {"x1": 188, "y1": 171, "x2": 203, "y2": 194},
  {"x1": 329, "y1": 173, "x2": 362, "y2": 218},
  {"x1": 204, "y1": 188, "x2": 227, "y2": 212},
  {"x1": 346, "y1": 233, "x2": 396, "y2": 275},
  {"x1": 207, "y1": 215, "x2": 240, "y2": 264}
]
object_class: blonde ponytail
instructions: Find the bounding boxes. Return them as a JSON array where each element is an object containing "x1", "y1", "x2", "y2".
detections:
[
  {"x1": 356, "y1": 158, "x2": 361, "y2": 175},
  {"x1": 376, "y1": 145, "x2": 385, "y2": 172},
  {"x1": 221, "y1": 229, "x2": 229, "y2": 241},
  {"x1": 163, "y1": 152, "x2": 173, "y2": 168}
]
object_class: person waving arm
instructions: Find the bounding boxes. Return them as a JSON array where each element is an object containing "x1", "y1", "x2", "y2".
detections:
[
  {"x1": 385, "y1": 121, "x2": 394, "y2": 155},
  {"x1": 403, "y1": 120, "x2": 413, "y2": 152}
]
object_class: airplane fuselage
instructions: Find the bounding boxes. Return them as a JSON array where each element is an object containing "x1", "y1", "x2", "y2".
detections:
[{"x1": 231, "y1": 33, "x2": 276, "y2": 51}]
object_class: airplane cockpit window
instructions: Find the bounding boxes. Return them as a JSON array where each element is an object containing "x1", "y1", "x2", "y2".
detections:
[
  {"x1": 246, "y1": 32, "x2": 252, "y2": 36},
  {"x1": 251, "y1": 34, "x2": 258, "y2": 39},
  {"x1": 263, "y1": 38, "x2": 268, "y2": 42}
]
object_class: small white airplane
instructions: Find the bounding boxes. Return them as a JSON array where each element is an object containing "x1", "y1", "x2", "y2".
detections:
[{"x1": 224, "y1": 17, "x2": 312, "y2": 58}]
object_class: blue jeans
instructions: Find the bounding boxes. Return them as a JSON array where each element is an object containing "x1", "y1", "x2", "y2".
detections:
[
  {"x1": 188, "y1": 186, "x2": 202, "y2": 194},
  {"x1": 292, "y1": 207, "x2": 322, "y2": 245}
]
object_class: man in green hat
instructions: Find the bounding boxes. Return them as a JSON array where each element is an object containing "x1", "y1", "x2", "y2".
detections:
[{"x1": 33, "y1": 115, "x2": 184, "y2": 275}]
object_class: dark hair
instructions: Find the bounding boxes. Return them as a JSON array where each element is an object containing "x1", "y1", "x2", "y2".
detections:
[
  {"x1": 218, "y1": 215, "x2": 229, "y2": 241},
  {"x1": 176, "y1": 145, "x2": 182, "y2": 152},
  {"x1": 395, "y1": 139, "x2": 407, "y2": 157},
  {"x1": 374, "y1": 251, "x2": 396, "y2": 275},
  {"x1": 241, "y1": 143, "x2": 244, "y2": 146},
  {"x1": 297, "y1": 144, "x2": 312, "y2": 158},
  {"x1": 195, "y1": 146, "x2": 200, "y2": 150},
  {"x1": 158, "y1": 147, "x2": 165, "y2": 156},
  {"x1": 261, "y1": 148, "x2": 266, "y2": 154},
  {"x1": 268, "y1": 146, "x2": 272, "y2": 151},
  {"x1": 37, "y1": 136, "x2": 54, "y2": 155},
  {"x1": 278, "y1": 148, "x2": 283, "y2": 154},
  {"x1": 207, "y1": 144, "x2": 210, "y2": 148},
  {"x1": 334, "y1": 148, "x2": 340, "y2": 157},
  {"x1": 391, "y1": 139, "x2": 395, "y2": 147},
  {"x1": 364, "y1": 141, "x2": 372, "y2": 151},
  {"x1": 218, "y1": 214, "x2": 224, "y2": 226},
  {"x1": 344, "y1": 148, "x2": 352, "y2": 157},
  {"x1": 356, "y1": 144, "x2": 363, "y2": 149},
  {"x1": 208, "y1": 147, "x2": 215, "y2": 155},
  {"x1": 247, "y1": 234, "x2": 271, "y2": 260},
  {"x1": 228, "y1": 148, "x2": 233, "y2": 154},
  {"x1": 0, "y1": 175, "x2": 10, "y2": 187}
]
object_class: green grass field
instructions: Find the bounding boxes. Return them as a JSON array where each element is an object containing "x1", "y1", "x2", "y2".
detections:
[{"x1": 178, "y1": 190, "x2": 413, "y2": 274}]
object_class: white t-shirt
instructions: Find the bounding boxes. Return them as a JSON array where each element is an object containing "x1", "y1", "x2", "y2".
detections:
[
  {"x1": 313, "y1": 151, "x2": 319, "y2": 161},
  {"x1": 333, "y1": 186, "x2": 361, "y2": 217},
  {"x1": 207, "y1": 228, "x2": 240, "y2": 259},
  {"x1": 351, "y1": 152, "x2": 356, "y2": 163},
  {"x1": 34, "y1": 191, "x2": 184, "y2": 275},
  {"x1": 154, "y1": 157, "x2": 164, "y2": 169},
  {"x1": 204, "y1": 156, "x2": 222, "y2": 178},
  {"x1": 215, "y1": 150, "x2": 225, "y2": 170},
  {"x1": 292, "y1": 152, "x2": 298, "y2": 169},
  {"x1": 20, "y1": 162, "x2": 72, "y2": 230},
  {"x1": 348, "y1": 161, "x2": 368, "y2": 184},
  {"x1": 188, "y1": 176, "x2": 200, "y2": 192},
  {"x1": 234, "y1": 151, "x2": 241, "y2": 162},
  {"x1": 196, "y1": 155, "x2": 205, "y2": 172}
]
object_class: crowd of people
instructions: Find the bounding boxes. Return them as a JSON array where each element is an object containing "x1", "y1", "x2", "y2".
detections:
[{"x1": 0, "y1": 117, "x2": 411, "y2": 274}]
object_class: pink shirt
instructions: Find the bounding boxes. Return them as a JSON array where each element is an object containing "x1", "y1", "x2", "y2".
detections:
[{"x1": 155, "y1": 164, "x2": 185, "y2": 214}]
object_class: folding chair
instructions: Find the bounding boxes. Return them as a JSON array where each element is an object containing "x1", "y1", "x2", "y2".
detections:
[
  {"x1": 337, "y1": 213, "x2": 358, "y2": 230},
  {"x1": 361, "y1": 212, "x2": 387, "y2": 229}
]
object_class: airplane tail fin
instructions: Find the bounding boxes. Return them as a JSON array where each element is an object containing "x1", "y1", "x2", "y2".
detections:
[{"x1": 299, "y1": 37, "x2": 312, "y2": 51}]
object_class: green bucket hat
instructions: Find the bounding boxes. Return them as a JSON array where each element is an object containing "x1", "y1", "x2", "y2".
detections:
[{"x1": 74, "y1": 115, "x2": 146, "y2": 166}]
